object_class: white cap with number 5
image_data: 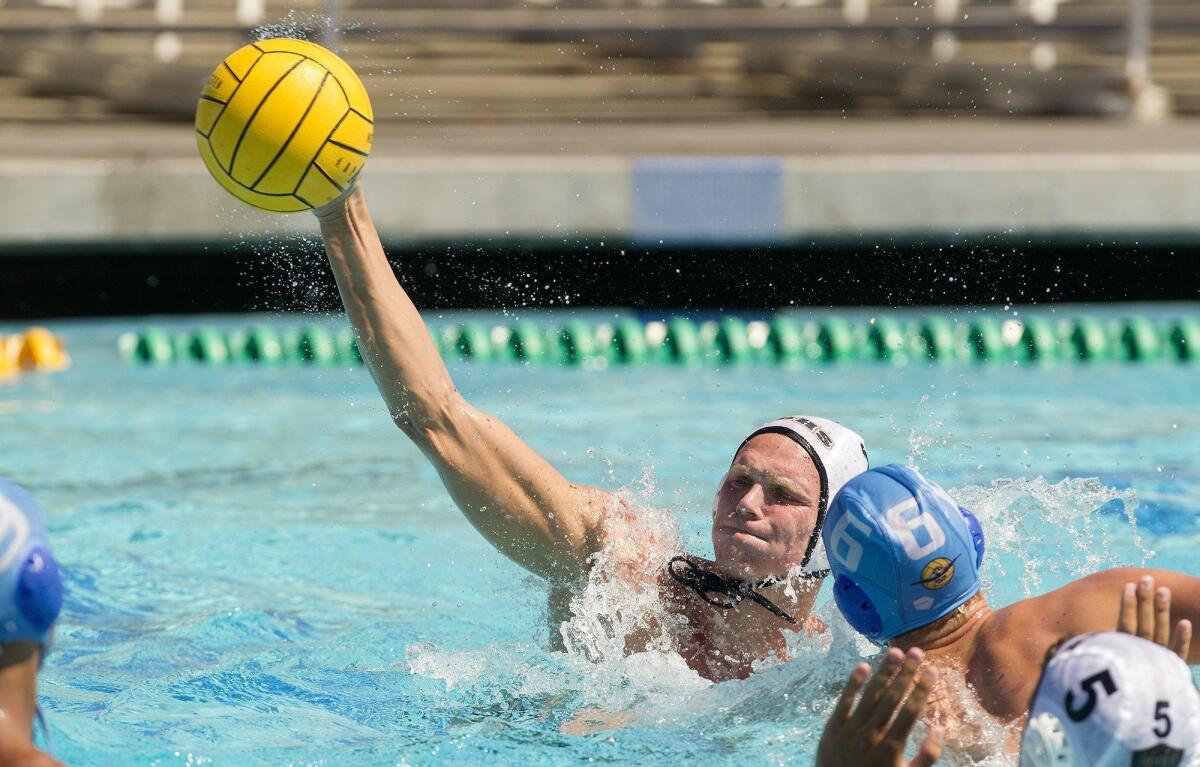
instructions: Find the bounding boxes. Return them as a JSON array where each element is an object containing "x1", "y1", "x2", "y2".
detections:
[{"x1": 1020, "y1": 631, "x2": 1200, "y2": 767}]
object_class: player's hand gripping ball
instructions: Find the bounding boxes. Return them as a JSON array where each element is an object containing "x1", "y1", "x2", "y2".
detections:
[{"x1": 195, "y1": 37, "x2": 373, "y2": 212}]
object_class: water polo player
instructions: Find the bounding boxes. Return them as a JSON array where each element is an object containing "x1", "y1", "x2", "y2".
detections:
[
  {"x1": 0, "y1": 480, "x2": 65, "y2": 766},
  {"x1": 813, "y1": 593, "x2": 1198, "y2": 767},
  {"x1": 1021, "y1": 631, "x2": 1199, "y2": 767},
  {"x1": 821, "y1": 464, "x2": 1198, "y2": 756},
  {"x1": 312, "y1": 187, "x2": 868, "y2": 681}
]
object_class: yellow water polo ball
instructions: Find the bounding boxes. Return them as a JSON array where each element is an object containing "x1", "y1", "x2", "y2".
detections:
[{"x1": 195, "y1": 37, "x2": 374, "y2": 213}]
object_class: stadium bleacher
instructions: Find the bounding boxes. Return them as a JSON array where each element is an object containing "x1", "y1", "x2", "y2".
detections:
[{"x1": 0, "y1": 0, "x2": 1197, "y2": 121}]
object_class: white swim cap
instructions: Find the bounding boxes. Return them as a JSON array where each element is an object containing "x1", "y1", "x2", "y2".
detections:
[
  {"x1": 735, "y1": 416, "x2": 868, "y2": 577},
  {"x1": 1021, "y1": 632, "x2": 1200, "y2": 767}
]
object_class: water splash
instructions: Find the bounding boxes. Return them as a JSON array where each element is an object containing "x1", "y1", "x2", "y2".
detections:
[
  {"x1": 252, "y1": 10, "x2": 335, "y2": 45},
  {"x1": 953, "y1": 476, "x2": 1149, "y2": 598},
  {"x1": 558, "y1": 490, "x2": 703, "y2": 710},
  {"x1": 402, "y1": 471, "x2": 1151, "y2": 764},
  {"x1": 896, "y1": 392, "x2": 957, "y2": 468}
]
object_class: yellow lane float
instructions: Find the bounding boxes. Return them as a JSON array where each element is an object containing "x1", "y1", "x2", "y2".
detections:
[{"x1": 0, "y1": 328, "x2": 70, "y2": 378}]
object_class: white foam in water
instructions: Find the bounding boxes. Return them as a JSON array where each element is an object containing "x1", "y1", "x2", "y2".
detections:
[
  {"x1": 558, "y1": 489, "x2": 709, "y2": 709},
  {"x1": 405, "y1": 643, "x2": 490, "y2": 692}
]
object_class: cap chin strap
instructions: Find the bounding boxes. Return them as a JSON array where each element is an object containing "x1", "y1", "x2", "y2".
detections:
[
  {"x1": 34, "y1": 705, "x2": 54, "y2": 757},
  {"x1": 667, "y1": 556, "x2": 800, "y2": 625}
]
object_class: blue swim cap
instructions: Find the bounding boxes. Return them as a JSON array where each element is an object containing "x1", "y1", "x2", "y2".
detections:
[
  {"x1": 0, "y1": 480, "x2": 63, "y2": 657},
  {"x1": 821, "y1": 465, "x2": 984, "y2": 643}
]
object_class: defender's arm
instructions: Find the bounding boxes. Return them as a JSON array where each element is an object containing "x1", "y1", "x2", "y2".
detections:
[{"x1": 1051, "y1": 568, "x2": 1199, "y2": 663}]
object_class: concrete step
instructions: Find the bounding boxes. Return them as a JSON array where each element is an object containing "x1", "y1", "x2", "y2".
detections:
[
  {"x1": 0, "y1": 76, "x2": 31, "y2": 97},
  {"x1": 0, "y1": 94, "x2": 112, "y2": 120}
]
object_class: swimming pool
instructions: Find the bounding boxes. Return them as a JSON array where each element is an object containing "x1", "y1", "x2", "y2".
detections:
[{"x1": 2, "y1": 309, "x2": 1197, "y2": 766}]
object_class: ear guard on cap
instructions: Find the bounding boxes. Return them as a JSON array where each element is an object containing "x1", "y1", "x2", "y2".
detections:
[
  {"x1": 833, "y1": 574, "x2": 883, "y2": 639},
  {"x1": 0, "y1": 481, "x2": 63, "y2": 660},
  {"x1": 15, "y1": 547, "x2": 63, "y2": 638},
  {"x1": 959, "y1": 506, "x2": 986, "y2": 568}
]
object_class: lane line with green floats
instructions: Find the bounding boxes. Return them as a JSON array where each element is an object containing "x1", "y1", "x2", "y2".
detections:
[{"x1": 120, "y1": 315, "x2": 1200, "y2": 367}]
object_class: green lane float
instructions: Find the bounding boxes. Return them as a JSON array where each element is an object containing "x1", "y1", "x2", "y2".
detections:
[
  {"x1": 294, "y1": 325, "x2": 338, "y2": 365},
  {"x1": 489, "y1": 325, "x2": 516, "y2": 364},
  {"x1": 968, "y1": 320, "x2": 1006, "y2": 362},
  {"x1": 337, "y1": 328, "x2": 362, "y2": 364},
  {"x1": 1167, "y1": 318, "x2": 1200, "y2": 361},
  {"x1": 714, "y1": 317, "x2": 751, "y2": 365},
  {"x1": 1068, "y1": 317, "x2": 1109, "y2": 361},
  {"x1": 866, "y1": 317, "x2": 907, "y2": 363},
  {"x1": 817, "y1": 319, "x2": 856, "y2": 362},
  {"x1": 436, "y1": 325, "x2": 461, "y2": 359},
  {"x1": 1118, "y1": 317, "x2": 1160, "y2": 362},
  {"x1": 767, "y1": 317, "x2": 804, "y2": 365},
  {"x1": 509, "y1": 321, "x2": 547, "y2": 364},
  {"x1": 251, "y1": 326, "x2": 287, "y2": 364},
  {"x1": 916, "y1": 317, "x2": 953, "y2": 362},
  {"x1": 456, "y1": 322, "x2": 492, "y2": 361},
  {"x1": 1019, "y1": 317, "x2": 1058, "y2": 362},
  {"x1": 559, "y1": 320, "x2": 599, "y2": 366},
  {"x1": 664, "y1": 317, "x2": 701, "y2": 365},
  {"x1": 188, "y1": 327, "x2": 229, "y2": 364},
  {"x1": 235, "y1": 326, "x2": 285, "y2": 364},
  {"x1": 120, "y1": 316, "x2": 1200, "y2": 368},
  {"x1": 611, "y1": 318, "x2": 649, "y2": 364},
  {"x1": 130, "y1": 328, "x2": 173, "y2": 365}
]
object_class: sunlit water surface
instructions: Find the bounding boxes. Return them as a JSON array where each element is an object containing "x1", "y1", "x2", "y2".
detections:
[{"x1": 1, "y1": 311, "x2": 1197, "y2": 767}]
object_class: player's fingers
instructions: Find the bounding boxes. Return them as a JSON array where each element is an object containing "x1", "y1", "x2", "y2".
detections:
[
  {"x1": 1171, "y1": 619, "x2": 1193, "y2": 662},
  {"x1": 886, "y1": 665, "x2": 938, "y2": 747},
  {"x1": 829, "y1": 663, "x2": 870, "y2": 727},
  {"x1": 1154, "y1": 587, "x2": 1172, "y2": 648},
  {"x1": 1117, "y1": 582, "x2": 1137, "y2": 634},
  {"x1": 864, "y1": 648, "x2": 924, "y2": 731},
  {"x1": 909, "y1": 726, "x2": 943, "y2": 767},
  {"x1": 1137, "y1": 575, "x2": 1155, "y2": 640},
  {"x1": 850, "y1": 648, "x2": 904, "y2": 727}
]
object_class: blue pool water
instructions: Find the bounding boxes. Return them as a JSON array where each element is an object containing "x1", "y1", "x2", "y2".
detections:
[{"x1": 1, "y1": 310, "x2": 1198, "y2": 766}]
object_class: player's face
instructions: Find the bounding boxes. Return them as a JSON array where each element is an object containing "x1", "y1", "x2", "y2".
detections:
[{"x1": 712, "y1": 433, "x2": 822, "y2": 581}]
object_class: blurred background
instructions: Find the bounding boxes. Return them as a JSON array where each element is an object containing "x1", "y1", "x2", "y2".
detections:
[{"x1": 0, "y1": 0, "x2": 1197, "y2": 317}]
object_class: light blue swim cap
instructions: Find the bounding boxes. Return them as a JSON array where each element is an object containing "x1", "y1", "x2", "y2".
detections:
[
  {"x1": 0, "y1": 480, "x2": 63, "y2": 657},
  {"x1": 821, "y1": 464, "x2": 984, "y2": 643}
]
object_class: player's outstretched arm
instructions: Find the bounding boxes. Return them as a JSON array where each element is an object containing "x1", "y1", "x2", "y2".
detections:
[
  {"x1": 314, "y1": 187, "x2": 611, "y2": 582},
  {"x1": 1049, "y1": 568, "x2": 1199, "y2": 664}
]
